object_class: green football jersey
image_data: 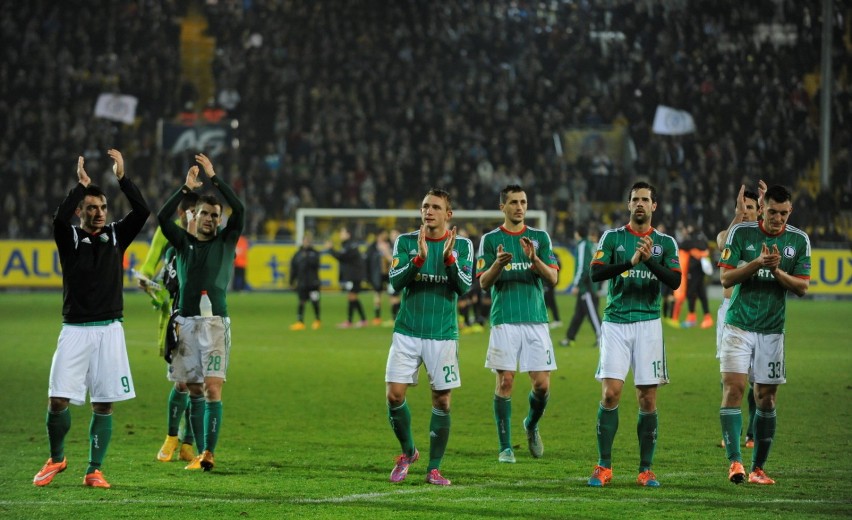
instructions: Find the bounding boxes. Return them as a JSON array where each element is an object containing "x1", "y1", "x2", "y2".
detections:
[
  {"x1": 159, "y1": 178, "x2": 245, "y2": 317},
  {"x1": 718, "y1": 221, "x2": 811, "y2": 334},
  {"x1": 592, "y1": 225, "x2": 680, "y2": 323},
  {"x1": 476, "y1": 225, "x2": 559, "y2": 325},
  {"x1": 390, "y1": 229, "x2": 474, "y2": 340}
]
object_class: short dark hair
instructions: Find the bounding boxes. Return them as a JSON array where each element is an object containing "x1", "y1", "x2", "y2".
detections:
[
  {"x1": 764, "y1": 185, "x2": 792, "y2": 205},
  {"x1": 197, "y1": 194, "x2": 221, "y2": 209},
  {"x1": 499, "y1": 184, "x2": 525, "y2": 204},
  {"x1": 78, "y1": 185, "x2": 106, "y2": 208},
  {"x1": 743, "y1": 190, "x2": 760, "y2": 206},
  {"x1": 630, "y1": 181, "x2": 657, "y2": 203},
  {"x1": 425, "y1": 188, "x2": 452, "y2": 211},
  {"x1": 179, "y1": 192, "x2": 200, "y2": 212}
]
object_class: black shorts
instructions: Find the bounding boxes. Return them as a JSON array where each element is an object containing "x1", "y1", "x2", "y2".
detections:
[
  {"x1": 342, "y1": 280, "x2": 364, "y2": 294},
  {"x1": 297, "y1": 285, "x2": 320, "y2": 300},
  {"x1": 370, "y1": 274, "x2": 389, "y2": 292}
]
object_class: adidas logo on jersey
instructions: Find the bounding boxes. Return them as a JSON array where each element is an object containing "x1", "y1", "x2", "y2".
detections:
[
  {"x1": 616, "y1": 245, "x2": 625, "y2": 252},
  {"x1": 746, "y1": 244, "x2": 756, "y2": 251},
  {"x1": 81, "y1": 237, "x2": 92, "y2": 244}
]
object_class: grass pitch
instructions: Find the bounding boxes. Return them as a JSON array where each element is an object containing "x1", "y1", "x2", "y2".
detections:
[{"x1": 0, "y1": 290, "x2": 850, "y2": 519}]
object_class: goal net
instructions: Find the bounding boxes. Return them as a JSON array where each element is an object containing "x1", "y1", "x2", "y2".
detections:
[{"x1": 294, "y1": 208, "x2": 548, "y2": 245}]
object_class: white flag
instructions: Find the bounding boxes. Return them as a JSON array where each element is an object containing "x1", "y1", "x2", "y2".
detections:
[
  {"x1": 94, "y1": 93, "x2": 138, "y2": 124},
  {"x1": 652, "y1": 105, "x2": 696, "y2": 135}
]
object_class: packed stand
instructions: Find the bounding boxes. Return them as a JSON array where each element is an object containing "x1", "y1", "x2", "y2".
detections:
[
  {"x1": 0, "y1": 0, "x2": 182, "y2": 240},
  {"x1": 1, "y1": 0, "x2": 849, "y2": 245},
  {"x1": 203, "y1": 0, "x2": 850, "y2": 244}
]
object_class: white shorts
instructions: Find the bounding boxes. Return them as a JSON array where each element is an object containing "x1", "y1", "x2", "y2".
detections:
[
  {"x1": 485, "y1": 323, "x2": 557, "y2": 373},
  {"x1": 715, "y1": 298, "x2": 729, "y2": 359},
  {"x1": 385, "y1": 332, "x2": 461, "y2": 391},
  {"x1": 719, "y1": 324, "x2": 786, "y2": 384},
  {"x1": 168, "y1": 316, "x2": 231, "y2": 384},
  {"x1": 595, "y1": 319, "x2": 668, "y2": 386},
  {"x1": 48, "y1": 321, "x2": 135, "y2": 406}
]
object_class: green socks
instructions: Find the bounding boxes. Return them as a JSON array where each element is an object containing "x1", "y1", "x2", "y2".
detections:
[
  {"x1": 596, "y1": 404, "x2": 618, "y2": 468},
  {"x1": 189, "y1": 395, "x2": 206, "y2": 453},
  {"x1": 751, "y1": 407, "x2": 776, "y2": 472},
  {"x1": 204, "y1": 401, "x2": 223, "y2": 453},
  {"x1": 181, "y1": 406, "x2": 195, "y2": 445},
  {"x1": 86, "y1": 412, "x2": 112, "y2": 474},
  {"x1": 428, "y1": 408, "x2": 451, "y2": 471},
  {"x1": 494, "y1": 395, "x2": 512, "y2": 451},
  {"x1": 746, "y1": 386, "x2": 757, "y2": 440},
  {"x1": 637, "y1": 410, "x2": 658, "y2": 472},
  {"x1": 525, "y1": 390, "x2": 548, "y2": 432},
  {"x1": 720, "y1": 407, "x2": 743, "y2": 462},
  {"x1": 167, "y1": 388, "x2": 189, "y2": 437},
  {"x1": 46, "y1": 408, "x2": 71, "y2": 462},
  {"x1": 388, "y1": 400, "x2": 415, "y2": 457}
]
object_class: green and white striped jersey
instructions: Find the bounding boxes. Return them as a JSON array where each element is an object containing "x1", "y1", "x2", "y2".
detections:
[
  {"x1": 592, "y1": 225, "x2": 680, "y2": 324},
  {"x1": 476, "y1": 225, "x2": 559, "y2": 325},
  {"x1": 718, "y1": 221, "x2": 811, "y2": 334},
  {"x1": 389, "y1": 229, "x2": 474, "y2": 340}
]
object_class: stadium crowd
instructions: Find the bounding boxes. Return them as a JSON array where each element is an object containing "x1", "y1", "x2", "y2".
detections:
[{"x1": 1, "y1": 0, "x2": 850, "y2": 245}]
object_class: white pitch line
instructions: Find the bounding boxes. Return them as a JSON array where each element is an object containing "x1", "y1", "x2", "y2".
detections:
[{"x1": 7, "y1": 476, "x2": 850, "y2": 509}]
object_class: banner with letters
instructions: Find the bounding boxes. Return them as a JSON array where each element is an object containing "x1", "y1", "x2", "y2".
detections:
[
  {"x1": 160, "y1": 121, "x2": 233, "y2": 158},
  {"x1": 1, "y1": 241, "x2": 850, "y2": 296}
]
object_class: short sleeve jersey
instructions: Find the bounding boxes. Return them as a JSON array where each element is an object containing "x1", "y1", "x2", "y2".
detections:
[
  {"x1": 718, "y1": 221, "x2": 811, "y2": 334},
  {"x1": 592, "y1": 225, "x2": 680, "y2": 324},
  {"x1": 390, "y1": 230, "x2": 474, "y2": 340},
  {"x1": 476, "y1": 225, "x2": 559, "y2": 325}
]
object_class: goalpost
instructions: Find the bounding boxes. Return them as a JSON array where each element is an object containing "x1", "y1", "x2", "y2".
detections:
[{"x1": 294, "y1": 208, "x2": 548, "y2": 244}]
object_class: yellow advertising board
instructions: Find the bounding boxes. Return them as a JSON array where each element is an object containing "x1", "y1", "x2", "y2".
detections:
[
  {"x1": 243, "y1": 243, "x2": 339, "y2": 290},
  {"x1": 1, "y1": 240, "x2": 850, "y2": 296},
  {"x1": 807, "y1": 248, "x2": 852, "y2": 295}
]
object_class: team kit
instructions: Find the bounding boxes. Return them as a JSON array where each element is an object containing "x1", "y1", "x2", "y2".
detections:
[{"x1": 33, "y1": 160, "x2": 810, "y2": 489}]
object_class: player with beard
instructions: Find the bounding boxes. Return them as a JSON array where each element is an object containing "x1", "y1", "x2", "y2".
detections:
[{"x1": 586, "y1": 181, "x2": 681, "y2": 488}]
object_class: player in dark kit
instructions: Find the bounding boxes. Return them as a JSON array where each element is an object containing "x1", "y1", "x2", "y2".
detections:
[
  {"x1": 34, "y1": 150, "x2": 150, "y2": 489},
  {"x1": 289, "y1": 232, "x2": 323, "y2": 330}
]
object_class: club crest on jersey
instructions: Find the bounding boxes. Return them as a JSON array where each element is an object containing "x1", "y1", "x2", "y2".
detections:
[
  {"x1": 529, "y1": 239, "x2": 540, "y2": 250},
  {"x1": 99, "y1": 233, "x2": 110, "y2": 242},
  {"x1": 651, "y1": 244, "x2": 663, "y2": 257},
  {"x1": 782, "y1": 245, "x2": 796, "y2": 258},
  {"x1": 720, "y1": 248, "x2": 731, "y2": 261}
]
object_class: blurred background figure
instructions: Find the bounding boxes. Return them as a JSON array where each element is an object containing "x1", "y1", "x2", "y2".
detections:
[{"x1": 289, "y1": 232, "x2": 322, "y2": 331}]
